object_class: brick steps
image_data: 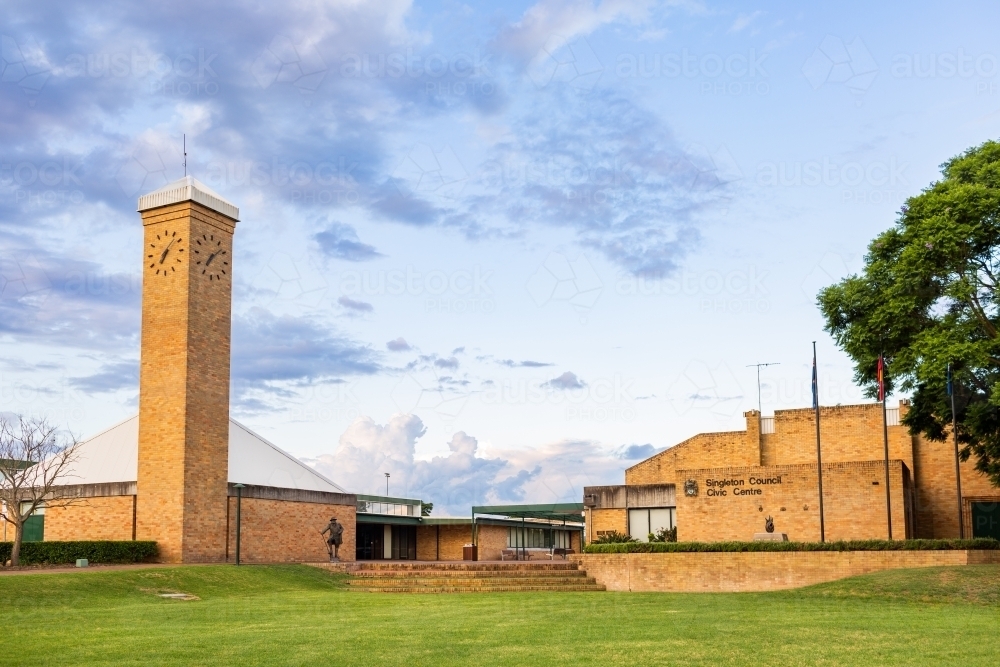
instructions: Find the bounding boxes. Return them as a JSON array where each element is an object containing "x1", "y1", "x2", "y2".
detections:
[
  {"x1": 339, "y1": 561, "x2": 605, "y2": 593},
  {"x1": 351, "y1": 562, "x2": 580, "y2": 571},
  {"x1": 349, "y1": 576, "x2": 598, "y2": 587},
  {"x1": 353, "y1": 584, "x2": 606, "y2": 593},
  {"x1": 351, "y1": 570, "x2": 587, "y2": 579}
]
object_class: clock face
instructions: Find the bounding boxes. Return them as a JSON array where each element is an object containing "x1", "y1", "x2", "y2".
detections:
[
  {"x1": 193, "y1": 233, "x2": 229, "y2": 281},
  {"x1": 147, "y1": 230, "x2": 185, "y2": 276}
]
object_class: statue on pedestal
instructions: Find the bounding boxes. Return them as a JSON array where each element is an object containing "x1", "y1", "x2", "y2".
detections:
[{"x1": 321, "y1": 517, "x2": 344, "y2": 562}]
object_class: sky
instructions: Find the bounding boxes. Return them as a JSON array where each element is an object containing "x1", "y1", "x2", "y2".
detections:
[{"x1": 3, "y1": 0, "x2": 1000, "y2": 514}]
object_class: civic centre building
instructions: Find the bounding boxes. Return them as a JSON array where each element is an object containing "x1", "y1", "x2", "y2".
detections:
[
  {"x1": 11, "y1": 177, "x2": 998, "y2": 561},
  {"x1": 7, "y1": 177, "x2": 582, "y2": 563},
  {"x1": 585, "y1": 403, "x2": 1000, "y2": 542}
]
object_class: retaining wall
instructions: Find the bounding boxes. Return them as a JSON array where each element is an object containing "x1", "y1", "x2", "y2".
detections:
[{"x1": 573, "y1": 550, "x2": 1000, "y2": 592}]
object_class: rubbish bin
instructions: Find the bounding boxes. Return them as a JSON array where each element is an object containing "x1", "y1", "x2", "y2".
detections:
[{"x1": 462, "y1": 544, "x2": 478, "y2": 561}]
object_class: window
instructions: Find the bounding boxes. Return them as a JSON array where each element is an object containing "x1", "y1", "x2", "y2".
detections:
[
  {"x1": 507, "y1": 527, "x2": 571, "y2": 549},
  {"x1": 628, "y1": 507, "x2": 675, "y2": 542},
  {"x1": 356, "y1": 500, "x2": 420, "y2": 516}
]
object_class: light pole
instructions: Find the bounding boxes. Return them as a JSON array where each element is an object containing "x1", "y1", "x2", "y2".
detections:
[
  {"x1": 233, "y1": 483, "x2": 245, "y2": 565},
  {"x1": 384, "y1": 472, "x2": 390, "y2": 497}
]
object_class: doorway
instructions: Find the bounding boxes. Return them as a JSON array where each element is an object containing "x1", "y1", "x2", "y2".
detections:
[
  {"x1": 356, "y1": 523, "x2": 384, "y2": 560},
  {"x1": 971, "y1": 502, "x2": 1000, "y2": 540}
]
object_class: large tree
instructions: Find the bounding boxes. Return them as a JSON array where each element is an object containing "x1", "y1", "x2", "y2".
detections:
[{"x1": 819, "y1": 139, "x2": 1000, "y2": 488}]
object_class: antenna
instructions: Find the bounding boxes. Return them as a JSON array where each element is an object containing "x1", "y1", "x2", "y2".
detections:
[
  {"x1": 746, "y1": 362, "x2": 780, "y2": 415},
  {"x1": 183, "y1": 134, "x2": 187, "y2": 176}
]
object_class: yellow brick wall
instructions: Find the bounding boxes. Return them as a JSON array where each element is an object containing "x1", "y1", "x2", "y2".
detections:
[
  {"x1": 626, "y1": 429, "x2": 756, "y2": 485},
  {"x1": 416, "y1": 524, "x2": 474, "y2": 560},
  {"x1": 476, "y1": 525, "x2": 509, "y2": 561},
  {"x1": 676, "y1": 461, "x2": 908, "y2": 542},
  {"x1": 575, "y1": 549, "x2": 1000, "y2": 592},
  {"x1": 763, "y1": 404, "x2": 915, "y2": 472},
  {"x1": 44, "y1": 496, "x2": 135, "y2": 541},
  {"x1": 586, "y1": 508, "x2": 627, "y2": 540},
  {"x1": 136, "y1": 201, "x2": 237, "y2": 563},
  {"x1": 912, "y1": 432, "x2": 1000, "y2": 538},
  {"x1": 225, "y1": 497, "x2": 355, "y2": 563}
]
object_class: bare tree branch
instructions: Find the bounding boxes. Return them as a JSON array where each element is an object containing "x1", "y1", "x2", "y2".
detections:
[{"x1": 0, "y1": 415, "x2": 83, "y2": 567}]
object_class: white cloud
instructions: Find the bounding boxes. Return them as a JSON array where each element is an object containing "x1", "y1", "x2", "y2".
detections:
[
  {"x1": 306, "y1": 413, "x2": 630, "y2": 514},
  {"x1": 728, "y1": 10, "x2": 763, "y2": 34},
  {"x1": 495, "y1": 0, "x2": 654, "y2": 64}
]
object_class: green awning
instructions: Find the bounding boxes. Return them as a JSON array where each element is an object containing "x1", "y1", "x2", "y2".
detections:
[
  {"x1": 355, "y1": 513, "x2": 423, "y2": 526},
  {"x1": 471, "y1": 503, "x2": 585, "y2": 524}
]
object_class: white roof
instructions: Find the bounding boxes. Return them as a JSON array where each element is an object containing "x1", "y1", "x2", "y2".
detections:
[
  {"x1": 61, "y1": 416, "x2": 345, "y2": 494},
  {"x1": 137, "y1": 175, "x2": 240, "y2": 221}
]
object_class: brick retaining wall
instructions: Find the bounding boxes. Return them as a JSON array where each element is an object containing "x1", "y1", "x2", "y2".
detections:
[{"x1": 573, "y1": 550, "x2": 1000, "y2": 592}]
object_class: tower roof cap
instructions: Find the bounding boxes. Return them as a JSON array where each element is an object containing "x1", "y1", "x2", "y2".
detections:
[{"x1": 137, "y1": 175, "x2": 239, "y2": 220}]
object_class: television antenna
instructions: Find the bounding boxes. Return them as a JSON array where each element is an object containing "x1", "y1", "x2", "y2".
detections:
[{"x1": 746, "y1": 362, "x2": 780, "y2": 414}]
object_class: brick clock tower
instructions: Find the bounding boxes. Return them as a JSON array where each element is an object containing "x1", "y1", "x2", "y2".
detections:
[{"x1": 135, "y1": 177, "x2": 240, "y2": 563}]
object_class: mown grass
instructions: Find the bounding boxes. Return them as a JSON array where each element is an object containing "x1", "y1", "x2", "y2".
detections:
[{"x1": 1, "y1": 564, "x2": 997, "y2": 666}]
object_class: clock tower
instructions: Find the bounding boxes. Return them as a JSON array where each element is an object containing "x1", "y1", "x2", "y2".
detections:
[{"x1": 135, "y1": 176, "x2": 239, "y2": 562}]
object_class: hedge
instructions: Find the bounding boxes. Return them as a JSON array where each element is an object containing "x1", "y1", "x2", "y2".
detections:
[
  {"x1": 0, "y1": 541, "x2": 158, "y2": 565},
  {"x1": 584, "y1": 538, "x2": 1000, "y2": 554}
]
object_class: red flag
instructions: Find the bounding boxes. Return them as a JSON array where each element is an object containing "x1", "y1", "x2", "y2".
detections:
[{"x1": 877, "y1": 355, "x2": 885, "y2": 402}]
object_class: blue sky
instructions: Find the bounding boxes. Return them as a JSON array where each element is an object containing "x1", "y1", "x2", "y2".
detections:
[{"x1": 3, "y1": 0, "x2": 1000, "y2": 512}]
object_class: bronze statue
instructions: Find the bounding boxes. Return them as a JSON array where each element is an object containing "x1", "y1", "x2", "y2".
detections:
[
  {"x1": 764, "y1": 515, "x2": 775, "y2": 533},
  {"x1": 321, "y1": 517, "x2": 344, "y2": 562}
]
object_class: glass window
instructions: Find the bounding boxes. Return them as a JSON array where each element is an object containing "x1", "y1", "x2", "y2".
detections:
[
  {"x1": 506, "y1": 528, "x2": 572, "y2": 548},
  {"x1": 629, "y1": 507, "x2": 675, "y2": 542}
]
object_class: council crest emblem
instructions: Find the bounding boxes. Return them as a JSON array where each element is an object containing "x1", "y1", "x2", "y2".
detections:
[{"x1": 684, "y1": 479, "x2": 698, "y2": 497}]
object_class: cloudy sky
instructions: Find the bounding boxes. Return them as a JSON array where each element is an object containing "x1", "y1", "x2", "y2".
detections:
[{"x1": 3, "y1": 1, "x2": 999, "y2": 513}]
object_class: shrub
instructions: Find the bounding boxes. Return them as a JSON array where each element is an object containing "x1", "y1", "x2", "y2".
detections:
[
  {"x1": 592, "y1": 530, "x2": 636, "y2": 544},
  {"x1": 648, "y1": 526, "x2": 678, "y2": 543},
  {"x1": 584, "y1": 538, "x2": 1000, "y2": 554},
  {"x1": 0, "y1": 541, "x2": 158, "y2": 566}
]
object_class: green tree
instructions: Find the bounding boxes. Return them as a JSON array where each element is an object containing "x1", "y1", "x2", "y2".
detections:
[{"x1": 818, "y1": 139, "x2": 1000, "y2": 487}]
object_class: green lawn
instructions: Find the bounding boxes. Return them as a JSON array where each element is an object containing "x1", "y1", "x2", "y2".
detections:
[{"x1": 2, "y1": 564, "x2": 998, "y2": 666}]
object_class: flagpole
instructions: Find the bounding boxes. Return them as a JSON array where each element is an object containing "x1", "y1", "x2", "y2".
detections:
[
  {"x1": 879, "y1": 354, "x2": 892, "y2": 539},
  {"x1": 948, "y1": 363, "x2": 964, "y2": 538},
  {"x1": 812, "y1": 341, "x2": 826, "y2": 543}
]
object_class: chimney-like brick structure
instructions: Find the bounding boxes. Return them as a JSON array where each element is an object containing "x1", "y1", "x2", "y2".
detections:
[{"x1": 135, "y1": 178, "x2": 239, "y2": 562}]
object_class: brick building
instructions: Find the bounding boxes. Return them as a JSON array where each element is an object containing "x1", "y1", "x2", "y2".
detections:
[
  {"x1": 10, "y1": 176, "x2": 583, "y2": 563},
  {"x1": 2, "y1": 177, "x2": 357, "y2": 563},
  {"x1": 585, "y1": 403, "x2": 1000, "y2": 542}
]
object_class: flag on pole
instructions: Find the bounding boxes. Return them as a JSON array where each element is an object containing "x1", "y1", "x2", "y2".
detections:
[
  {"x1": 947, "y1": 363, "x2": 953, "y2": 396},
  {"x1": 877, "y1": 354, "x2": 886, "y2": 402},
  {"x1": 811, "y1": 352, "x2": 819, "y2": 408}
]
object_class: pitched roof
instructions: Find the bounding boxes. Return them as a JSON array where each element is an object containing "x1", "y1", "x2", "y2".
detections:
[
  {"x1": 137, "y1": 175, "x2": 240, "y2": 220},
  {"x1": 61, "y1": 416, "x2": 345, "y2": 493}
]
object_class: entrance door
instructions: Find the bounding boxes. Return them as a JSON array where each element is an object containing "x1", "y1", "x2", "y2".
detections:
[
  {"x1": 971, "y1": 502, "x2": 1000, "y2": 540},
  {"x1": 356, "y1": 524, "x2": 384, "y2": 560},
  {"x1": 391, "y1": 526, "x2": 417, "y2": 560}
]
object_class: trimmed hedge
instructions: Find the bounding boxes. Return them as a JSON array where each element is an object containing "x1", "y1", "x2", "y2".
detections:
[
  {"x1": 584, "y1": 538, "x2": 1000, "y2": 554},
  {"x1": 0, "y1": 541, "x2": 158, "y2": 565}
]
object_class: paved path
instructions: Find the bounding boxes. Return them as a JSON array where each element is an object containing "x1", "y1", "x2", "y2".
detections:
[{"x1": 0, "y1": 563, "x2": 196, "y2": 576}]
